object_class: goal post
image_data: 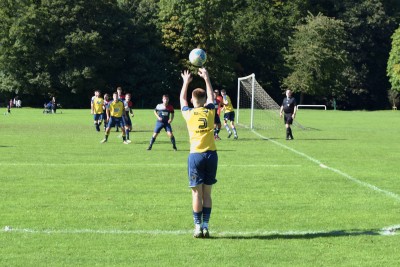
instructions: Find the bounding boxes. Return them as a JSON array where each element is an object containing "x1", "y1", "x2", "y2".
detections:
[
  {"x1": 237, "y1": 73, "x2": 256, "y2": 128},
  {"x1": 237, "y1": 74, "x2": 304, "y2": 133}
]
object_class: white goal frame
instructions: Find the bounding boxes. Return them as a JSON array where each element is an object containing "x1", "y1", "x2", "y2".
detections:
[
  {"x1": 237, "y1": 73, "x2": 304, "y2": 131},
  {"x1": 237, "y1": 73, "x2": 256, "y2": 129}
]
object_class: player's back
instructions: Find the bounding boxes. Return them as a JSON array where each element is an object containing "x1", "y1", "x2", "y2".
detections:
[{"x1": 182, "y1": 104, "x2": 216, "y2": 153}]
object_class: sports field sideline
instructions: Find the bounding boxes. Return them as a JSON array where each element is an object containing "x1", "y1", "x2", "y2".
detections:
[{"x1": 1, "y1": 108, "x2": 399, "y2": 266}]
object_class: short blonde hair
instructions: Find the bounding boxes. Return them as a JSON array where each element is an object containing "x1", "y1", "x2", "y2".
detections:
[{"x1": 192, "y1": 88, "x2": 206, "y2": 102}]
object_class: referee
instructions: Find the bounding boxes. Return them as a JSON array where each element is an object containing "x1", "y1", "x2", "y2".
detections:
[{"x1": 280, "y1": 89, "x2": 297, "y2": 140}]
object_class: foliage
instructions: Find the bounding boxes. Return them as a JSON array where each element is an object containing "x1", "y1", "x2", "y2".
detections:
[
  {"x1": 387, "y1": 27, "x2": 400, "y2": 92},
  {"x1": 338, "y1": 0, "x2": 395, "y2": 109},
  {"x1": 387, "y1": 89, "x2": 399, "y2": 108},
  {"x1": 0, "y1": 0, "x2": 168, "y2": 107},
  {"x1": 232, "y1": 0, "x2": 305, "y2": 101},
  {"x1": 283, "y1": 13, "x2": 349, "y2": 100},
  {"x1": 158, "y1": 0, "x2": 237, "y2": 89},
  {"x1": 0, "y1": 0, "x2": 400, "y2": 108}
]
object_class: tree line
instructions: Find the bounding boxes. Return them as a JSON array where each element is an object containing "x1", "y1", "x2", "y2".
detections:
[{"x1": 1, "y1": 0, "x2": 400, "y2": 109}]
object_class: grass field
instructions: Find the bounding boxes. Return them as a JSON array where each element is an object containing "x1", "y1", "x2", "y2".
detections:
[{"x1": 1, "y1": 108, "x2": 400, "y2": 266}]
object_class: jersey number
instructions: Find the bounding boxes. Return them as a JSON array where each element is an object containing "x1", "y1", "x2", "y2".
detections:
[{"x1": 198, "y1": 118, "x2": 207, "y2": 129}]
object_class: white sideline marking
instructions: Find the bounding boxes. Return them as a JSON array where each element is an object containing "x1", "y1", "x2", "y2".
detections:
[
  {"x1": 2, "y1": 225, "x2": 399, "y2": 236},
  {"x1": 252, "y1": 130, "x2": 400, "y2": 202},
  {"x1": 0, "y1": 162, "x2": 300, "y2": 168}
]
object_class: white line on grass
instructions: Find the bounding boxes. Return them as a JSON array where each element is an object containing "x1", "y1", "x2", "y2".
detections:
[
  {"x1": 252, "y1": 130, "x2": 400, "y2": 202},
  {"x1": 2, "y1": 225, "x2": 399, "y2": 236},
  {"x1": 0, "y1": 162, "x2": 301, "y2": 168}
]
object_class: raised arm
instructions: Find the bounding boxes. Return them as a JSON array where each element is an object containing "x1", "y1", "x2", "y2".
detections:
[
  {"x1": 198, "y1": 68, "x2": 214, "y2": 105},
  {"x1": 180, "y1": 70, "x2": 192, "y2": 108}
]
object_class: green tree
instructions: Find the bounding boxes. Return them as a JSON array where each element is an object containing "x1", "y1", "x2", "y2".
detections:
[
  {"x1": 338, "y1": 0, "x2": 395, "y2": 109},
  {"x1": 0, "y1": 0, "x2": 132, "y2": 105},
  {"x1": 232, "y1": 0, "x2": 305, "y2": 101},
  {"x1": 283, "y1": 13, "x2": 349, "y2": 103},
  {"x1": 387, "y1": 27, "x2": 400, "y2": 92},
  {"x1": 158, "y1": 0, "x2": 237, "y2": 89}
]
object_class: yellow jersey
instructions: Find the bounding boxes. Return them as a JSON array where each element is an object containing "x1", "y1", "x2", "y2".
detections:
[
  {"x1": 182, "y1": 104, "x2": 217, "y2": 153},
  {"x1": 108, "y1": 100, "x2": 124, "y2": 118},
  {"x1": 223, "y1": 95, "x2": 234, "y2": 113},
  {"x1": 92, "y1": 97, "x2": 104, "y2": 114}
]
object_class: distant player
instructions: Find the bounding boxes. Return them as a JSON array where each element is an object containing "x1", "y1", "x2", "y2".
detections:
[
  {"x1": 280, "y1": 89, "x2": 297, "y2": 140},
  {"x1": 91, "y1": 90, "x2": 104, "y2": 132},
  {"x1": 213, "y1": 90, "x2": 223, "y2": 140},
  {"x1": 115, "y1": 87, "x2": 125, "y2": 132},
  {"x1": 101, "y1": 92, "x2": 129, "y2": 144},
  {"x1": 124, "y1": 93, "x2": 134, "y2": 143},
  {"x1": 102, "y1": 93, "x2": 111, "y2": 131},
  {"x1": 180, "y1": 68, "x2": 218, "y2": 238},
  {"x1": 7, "y1": 99, "x2": 12, "y2": 114},
  {"x1": 117, "y1": 87, "x2": 125, "y2": 100},
  {"x1": 147, "y1": 94, "x2": 177, "y2": 151},
  {"x1": 221, "y1": 89, "x2": 238, "y2": 139}
]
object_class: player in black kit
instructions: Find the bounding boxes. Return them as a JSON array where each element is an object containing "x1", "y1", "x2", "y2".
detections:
[{"x1": 280, "y1": 89, "x2": 297, "y2": 140}]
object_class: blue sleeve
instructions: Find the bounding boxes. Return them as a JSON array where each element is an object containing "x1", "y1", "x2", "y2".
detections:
[
  {"x1": 205, "y1": 103, "x2": 215, "y2": 110},
  {"x1": 181, "y1": 106, "x2": 191, "y2": 111}
]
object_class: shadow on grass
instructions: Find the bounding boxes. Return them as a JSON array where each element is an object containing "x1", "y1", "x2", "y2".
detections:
[
  {"x1": 212, "y1": 228, "x2": 398, "y2": 240},
  {"x1": 0, "y1": 145, "x2": 15, "y2": 148}
]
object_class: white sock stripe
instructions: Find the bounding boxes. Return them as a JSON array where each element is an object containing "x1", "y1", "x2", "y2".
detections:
[{"x1": 252, "y1": 130, "x2": 400, "y2": 202}]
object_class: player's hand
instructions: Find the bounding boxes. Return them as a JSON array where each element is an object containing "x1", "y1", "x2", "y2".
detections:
[
  {"x1": 168, "y1": 119, "x2": 172, "y2": 124},
  {"x1": 198, "y1": 68, "x2": 209, "y2": 80},
  {"x1": 131, "y1": 114, "x2": 134, "y2": 118},
  {"x1": 181, "y1": 70, "x2": 192, "y2": 84}
]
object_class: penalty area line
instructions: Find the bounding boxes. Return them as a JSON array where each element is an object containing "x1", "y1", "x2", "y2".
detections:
[{"x1": 252, "y1": 130, "x2": 400, "y2": 202}]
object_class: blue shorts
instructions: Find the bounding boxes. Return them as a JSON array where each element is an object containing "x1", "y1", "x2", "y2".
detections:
[
  {"x1": 125, "y1": 115, "x2": 132, "y2": 126},
  {"x1": 154, "y1": 121, "x2": 172, "y2": 133},
  {"x1": 107, "y1": 116, "x2": 126, "y2": 128},
  {"x1": 188, "y1": 151, "x2": 218, "y2": 187},
  {"x1": 214, "y1": 113, "x2": 221, "y2": 125},
  {"x1": 93, "y1": 114, "x2": 103, "y2": 121},
  {"x1": 224, "y1": 111, "x2": 235, "y2": 122}
]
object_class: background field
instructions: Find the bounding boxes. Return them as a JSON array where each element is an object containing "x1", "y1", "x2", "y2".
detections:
[{"x1": 1, "y1": 108, "x2": 399, "y2": 266}]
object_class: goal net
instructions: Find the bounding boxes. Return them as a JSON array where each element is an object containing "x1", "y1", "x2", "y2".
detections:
[{"x1": 237, "y1": 74, "x2": 304, "y2": 137}]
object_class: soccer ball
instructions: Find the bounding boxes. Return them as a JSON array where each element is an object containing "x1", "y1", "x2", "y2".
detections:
[{"x1": 189, "y1": 48, "x2": 207, "y2": 67}]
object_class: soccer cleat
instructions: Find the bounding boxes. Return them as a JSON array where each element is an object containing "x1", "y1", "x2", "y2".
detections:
[
  {"x1": 234, "y1": 135, "x2": 238, "y2": 140},
  {"x1": 173, "y1": 146, "x2": 177, "y2": 151},
  {"x1": 147, "y1": 146, "x2": 152, "y2": 151},
  {"x1": 227, "y1": 131, "x2": 232, "y2": 138},
  {"x1": 123, "y1": 140, "x2": 129, "y2": 144},
  {"x1": 202, "y1": 228, "x2": 210, "y2": 238},
  {"x1": 100, "y1": 139, "x2": 107, "y2": 143},
  {"x1": 126, "y1": 139, "x2": 132, "y2": 144},
  {"x1": 193, "y1": 227, "x2": 203, "y2": 238}
]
